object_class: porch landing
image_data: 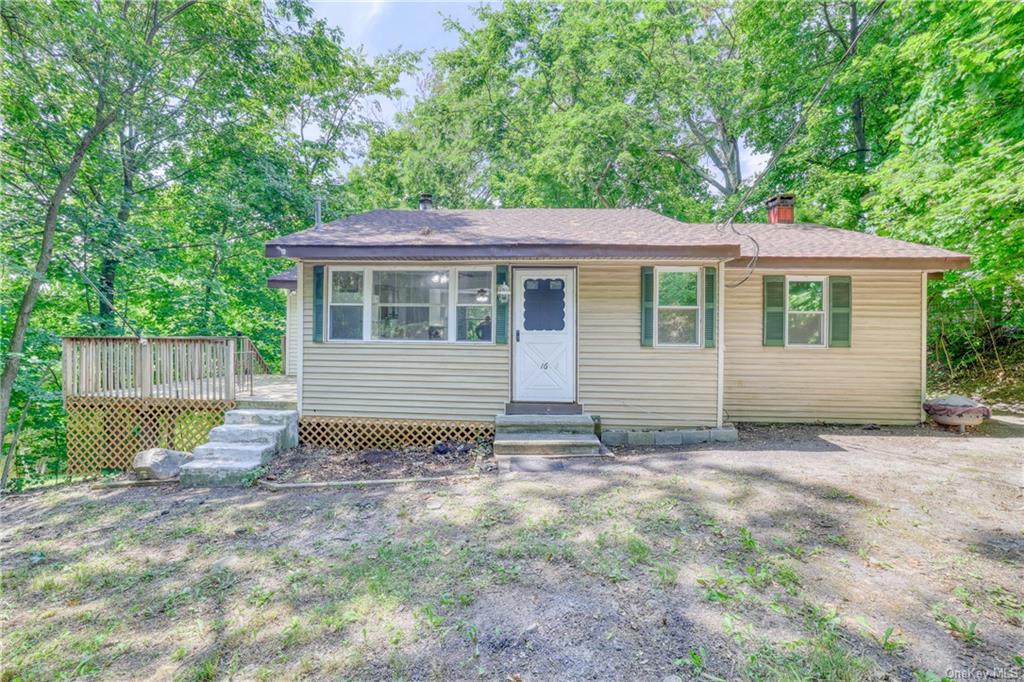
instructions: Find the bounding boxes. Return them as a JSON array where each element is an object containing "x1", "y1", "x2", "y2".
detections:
[{"x1": 235, "y1": 374, "x2": 297, "y2": 409}]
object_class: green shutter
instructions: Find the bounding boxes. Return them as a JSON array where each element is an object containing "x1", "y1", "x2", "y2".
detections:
[
  {"x1": 763, "y1": 275, "x2": 785, "y2": 346},
  {"x1": 641, "y1": 266, "x2": 654, "y2": 347},
  {"x1": 312, "y1": 265, "x2": 324, "y2": 343},
  {"x1": 829, "y1": 276, "x2": 852, "y2": 347},
  {"x1": 703, "y1": 266, "x2": 716, "y2": 348},
  {"x1": 495, "y1": 265, "x2": 509, "y2": 344}
]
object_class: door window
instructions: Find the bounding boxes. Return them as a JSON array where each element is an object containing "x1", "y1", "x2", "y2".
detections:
[{"x1": 523, "y1": 278, "x2": 566, "y2": 331}]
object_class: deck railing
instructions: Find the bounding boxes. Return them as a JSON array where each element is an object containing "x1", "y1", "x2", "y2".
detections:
[{"x1": 62, "y1": 336, "x2": 270, "y2": 402}]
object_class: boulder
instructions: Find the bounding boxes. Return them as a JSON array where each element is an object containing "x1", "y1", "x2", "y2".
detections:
[{"x1": 133, "y1": 448, "x2": 192, "y2": 480}]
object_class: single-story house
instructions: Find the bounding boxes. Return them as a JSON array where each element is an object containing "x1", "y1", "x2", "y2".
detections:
[{"x1": 264, "y1": 194, "x2": 969, "y2": 441}]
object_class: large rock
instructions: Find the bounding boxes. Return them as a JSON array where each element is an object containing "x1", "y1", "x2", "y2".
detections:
[{"x1": 133, "y1": 448, "x2": 192, "y2": 480}]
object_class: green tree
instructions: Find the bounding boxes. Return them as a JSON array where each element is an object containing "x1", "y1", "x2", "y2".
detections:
[
  {"x1": 1, "y1": 0, "x2": 412, "y2": 486},
  {"x1": 347, "y1": 0, "x2": 757, "y2": 215},
  {"x1": 1, "y1": 0, "x2": 228, "y2": 469},
  {"x1": 868, "y1": 0, "x2": 1024, "y2": 373}
]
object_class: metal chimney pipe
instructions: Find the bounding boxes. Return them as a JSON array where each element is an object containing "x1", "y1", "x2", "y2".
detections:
[
  {"x1": 314, "y1": 196, "x2": 322, "y2": 229},
  {"x1": 419, "y1": 193, "x2": 433, "y2": 210}
]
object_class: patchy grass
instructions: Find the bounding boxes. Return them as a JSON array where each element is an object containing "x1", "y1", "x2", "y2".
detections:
[{"x1": 1, "y1": 422, "x2": 1021, "y2": 680}]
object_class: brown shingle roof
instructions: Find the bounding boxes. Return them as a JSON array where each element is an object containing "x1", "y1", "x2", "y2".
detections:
[
  {"x1": 267, "y1": 265, "x2": 297, "y2": 290},
  {"x1": 265, "y1": 208, "x2": 968, "y2": 269},
  {"x1": 726, "y1": 222, "x2": 969, "y2": 269}
]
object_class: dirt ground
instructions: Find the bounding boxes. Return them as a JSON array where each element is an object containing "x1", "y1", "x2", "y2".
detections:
[
  {"x1": 2, "y1": 420, "x2": 1021, "y2": 681},
  {"x1": 264, "y1": 442, "x2": 486, "y2": 483}
]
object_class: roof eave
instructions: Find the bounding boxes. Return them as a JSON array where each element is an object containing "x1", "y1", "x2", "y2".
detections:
[
  {"x1": 726, "y1": 255, "x2": 971, "y2": 271},
  {"x1": 266, "y1": 279, "x2": 296, "y2": 291},
  {"x1": 264, "y1": 243, "x2": 742, "y2": 260}
]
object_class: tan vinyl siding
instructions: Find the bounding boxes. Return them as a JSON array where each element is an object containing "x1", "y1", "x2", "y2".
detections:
[
  {"x1": 724, "y1": 270, "x2": 924, "y2": 425},
  {"x1": 578, "y1": 264, "x2": 718, "y2": 428},
  {"x1": 300, "y1": 264, "x2": 509, "y2": 420},
  {"x1": 285, "y1": 291, "x2": 299, "y2": 376}
]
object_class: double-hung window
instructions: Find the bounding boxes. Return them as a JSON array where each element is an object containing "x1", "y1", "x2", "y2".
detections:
[
  {"x1": 655, "y1": 267, "x2": 701, "y2": 346},
  {"x1": 455, "y1": 269, "x2": 494, "y2": 342},
  {"x1": 786, "y1": 277, "x2": 826, "y2": 346},
  {"x1": 325, "y1": 266, "x2": 495, "y2": 343},
  {"x1": 328, "y1": 269, "x2": 365, "y2": 340}
]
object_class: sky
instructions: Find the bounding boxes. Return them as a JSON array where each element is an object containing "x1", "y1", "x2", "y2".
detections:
[
  {"x1": 311, "y1": 1, "x2": 491, "y2": 123},
  {"x1": 310, "y1": 1, "x2": 767, "y2": 185}
]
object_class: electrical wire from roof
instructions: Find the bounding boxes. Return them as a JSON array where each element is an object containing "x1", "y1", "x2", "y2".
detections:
[{"x1": 717, "y1": 0, "x2": 887, "y2": 288}]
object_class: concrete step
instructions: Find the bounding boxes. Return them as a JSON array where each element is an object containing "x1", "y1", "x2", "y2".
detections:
[
  {"x1": 192, "y1": 441, "x2": 277, "y2": 463},
  {"x1": 207, "y1": 423, "x2": 285, "y2": 446},
  {"x1": 496, "y1": 413, "x2": 596, "y2": 435},
  {"x1": 184, "y1": 407, "x2": 299, "y2": 487},
  {"x1": 179, "y1": 458, "x2": 264, "y2": 486},
  {"x1": 493, "y1": 432, "x2": 604, "y2": 457},
  {"x1": 225, "y1": 409, "x2": 298, "y2": 427}
]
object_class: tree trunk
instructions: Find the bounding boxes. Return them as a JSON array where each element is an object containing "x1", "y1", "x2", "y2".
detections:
[
  {"x1": 0, "y1": 107, "x2": 116, "y2": 456},
  {"x1": 98, "y1": 256, "x2": 119, "y2": 327},
  {"x1": 849, "y1": 3, "x2": 868, "y2": 170},
  {"x1": 99, "y1": 125, "x2": 136, "y2": 331},
  {"x1": 852, "y1": 94, "x2": 867, "y2": 169}
]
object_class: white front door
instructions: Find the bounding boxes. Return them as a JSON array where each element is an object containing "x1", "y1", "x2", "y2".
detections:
[{"x1": 513, "y1": 268, "x2": 576, "y2": 402}]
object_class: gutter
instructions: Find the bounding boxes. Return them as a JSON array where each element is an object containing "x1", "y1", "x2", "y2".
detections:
[
  {"x1": 264, "y1": 243, "x2": 743, "y2": 260},
  {"x1": 727, "y1": 255, "x2": 971, "y2": 271}
]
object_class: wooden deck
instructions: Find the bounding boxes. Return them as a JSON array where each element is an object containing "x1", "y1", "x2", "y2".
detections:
[{"x1": 235, "y1": 374, "x2": 297, "y2": 407}]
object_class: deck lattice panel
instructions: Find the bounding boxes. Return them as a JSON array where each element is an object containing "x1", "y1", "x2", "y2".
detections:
[
  {"x1": 65, "y1": 397, "x2": 234, "y2": 474},
  {"x1": 299, "y1": 416, "x2": 494, "y2": 451}
]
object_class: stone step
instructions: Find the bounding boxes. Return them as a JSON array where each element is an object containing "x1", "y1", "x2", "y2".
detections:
[
  {"x1": 192, "y1": 441, "x2": 277, "y2": 463},
  {"x1": 179, "y1": 458, "x2": 264, "y2": 486},
  {"x1": 493, "y1": 432, "x2": 604, "y2": 457},
  {"x1": 225, "y1": 409, "x2": 298, "y2": 426},
  {"x1": 207, "y1": 423, "x2": 286, "y2": 446},
  {"x1": 184, "y1": 408, "x2": 298, "y2": 487},
  {"x1": 495, "y1": 413, "x2": 596, "y2": 435}
]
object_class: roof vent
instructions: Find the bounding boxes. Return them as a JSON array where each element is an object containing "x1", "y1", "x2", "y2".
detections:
[
  {"x1": 765, "y1": 194, "x2": 795, "y2": 224},
  {"x1": 419, "y1": 193, "x2": 433, "y2": 210}
]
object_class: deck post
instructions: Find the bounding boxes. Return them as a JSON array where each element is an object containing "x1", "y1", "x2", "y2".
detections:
[
  {"x1": 225, "y1": 338, "x2": 236, "y2": 401},
  {"x1": 139, "y1": 339, "x2": 153, "y2": 398},
  {"x1": 62, "y1": 338, "x2": 71, "y2": 404}
]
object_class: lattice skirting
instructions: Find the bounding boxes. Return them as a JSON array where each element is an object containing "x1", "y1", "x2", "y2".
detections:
[
  {"x1": 65, "y1": 397, "x2": 234, "y2": 474},
  {"x1": 300, "y1": 416, "x2": 495, "y2": 451}
]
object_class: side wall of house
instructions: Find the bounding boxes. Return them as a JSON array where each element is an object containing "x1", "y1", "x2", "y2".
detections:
[
  {"x1": 299, "y1": 261, "x2": 721, "y2": 426},
  {"x1": 723, "y1": 269, "x2": 924, "y2": 424},
  {"x1": 285, "y1": 291, "x2": 299, "y2": 376}
]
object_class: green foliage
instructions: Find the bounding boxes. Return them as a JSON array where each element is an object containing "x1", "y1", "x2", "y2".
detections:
[
  {"x1": 1, "y1": 0, "x2": 412, "y2": 486},
  {"x1": 868, "y1": 1, "x2": 1024, "y2": 388}
]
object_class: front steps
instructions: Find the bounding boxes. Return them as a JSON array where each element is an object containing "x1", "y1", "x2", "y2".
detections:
[
  {"x1": 493, "y1": 413, "x2": 606, "y2": 458},
  {"x1": 180, "y1": 409, "x2": 298, "y2": 486}
]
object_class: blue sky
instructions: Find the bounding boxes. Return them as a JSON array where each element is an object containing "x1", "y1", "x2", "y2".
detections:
[{"x1": 311, "y1": 1, "x2": 492, "y2": 122}]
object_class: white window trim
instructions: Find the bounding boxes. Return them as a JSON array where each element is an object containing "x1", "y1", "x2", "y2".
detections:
[
  {"x1": 323, "y1": 265, "x2": 496, "y2": 345},
  {"x1": 784, "y1": 275, "x2": 828, "y2": 348},
  {"x1": 453, "y1": 267, "x2": 497, "y2": 343},
  {"x1": 326, "y1": 266, "x2": 368, "y2": 342},
  {"x1": 654, "y1": 266, "x2": 703, "y2": 348}
]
